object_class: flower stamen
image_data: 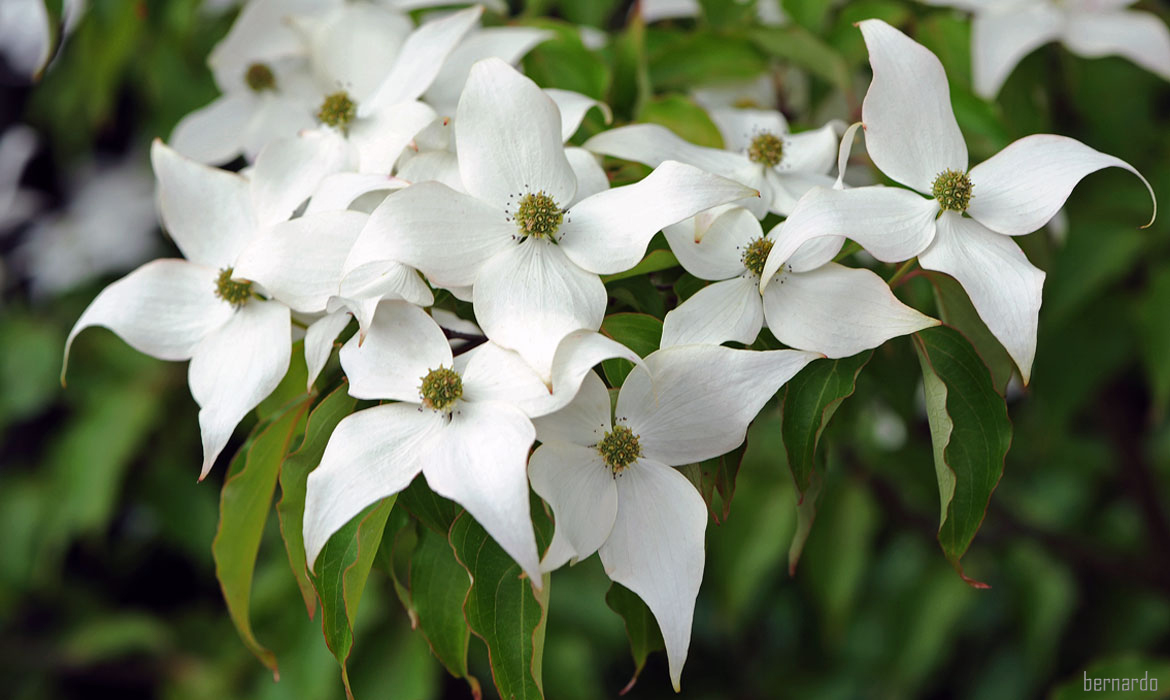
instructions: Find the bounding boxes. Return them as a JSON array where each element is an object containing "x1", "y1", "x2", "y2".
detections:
[
  {"x1": 748, "y1": 131, "x2": 784, "y2": 167},
  {"x1": 317, "y1": 91, "x2": 356, "y2": 130},
  {"x1": 513, "y1": 191, "x2": 564, "y2": 239},
  {"x1": 244, "y1": 63, "x2": 276, "y2": 92},
  {"x1": 214, "y1": 267, "x2": 253, "y2": 307},
  {"x1": 597, "y1": 424, "x2": 641, "y2": 474},
  {"x1": 419, "y1": 366, "x2": 463, "y2": 413},
  {"x1": 741, "y1": 236, "x2": 774, "y2": 277},
  {"x1": 932, "y1": 169, "x2": 973, "y2": 212}
]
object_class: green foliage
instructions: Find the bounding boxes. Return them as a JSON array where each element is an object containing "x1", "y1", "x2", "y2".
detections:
[
  {"x1": 605, "y1": 582, "x2": 664, "y2": 692},
  {"x1": 600, "y1": 312, "x2": 662, "y2": 386}
]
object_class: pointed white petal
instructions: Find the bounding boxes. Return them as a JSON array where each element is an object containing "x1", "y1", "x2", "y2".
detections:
[
  {"x1": 169, "y1": 94, "x2": 254, "y2": 165},
  {"x1": 564, "y1": 147, "x2": 609, "y2": 204},
  {"x1": 422, "y1": 400, "x2": 542, "y2": 583},
  {"x1": 305, "y1": 3, "x2": 413, "y2": 101},
  {"x1": 339, "y1": 300, "x2": 452, "y2": 402},
  {"x1": 304, "y1": 310, "x2": 350, "y2": 391},
  {"x1": 305, "y1": 172, "x2": 410, "y2": 215},
  {"x1": 151, "y1": 140, "x2": 259, "y2": 268},
  {"x1": 707, "y1": 107, "x2": 789, "y2": 153},
  {"x1": 395, "y1": 150, "x2": 464, "y2": 192},
  {"x1": 970, "y1": 7, "x2": 1063, "y2": 98},
  {"x1": 762, "y1": 262, "x2": 939, "y2": 358},
  {"x1": 423, "y1": 27, "x2": 553, "y2": 115},
  {"x1": 660, "y1": 276, "x2": 763, "y2": 348},
  {"x1": 760, "y1": 186, "x2": 938, "y2": 288},
  {"x1": 559, "y1": 161, "x2": 759, "y2": 275},
  {"x1": 859, "y1": 19, "x2": 967, "y2": 192},
  {"x1": 533, "y1": 369, "x2": 612, "y2": 446},
  {"x1": 618, "y1": 345, "x2": 820, "y2": 465},
  {"x1": 583, "y1": 123, "x2": 748, "y2": 179},
  {"x1": 777, "y1": 223, "x2": 846, "y2": 272},
  {"x1": 540, "y1": 527, "x2": 577, "y2": 572},
  {"x1": 189, "y1": 299, "x2": 291, "y2": 478},
  {"x1": 777, "y1": 123, "x2": 839, "y2": 176},
  {"x1": 1063, "y1": 10, "x2": 1170, "y2": 81},
  {"x1": 919, "y1": 213, "x2": 1045, "y2": 383},
  {"x1": 600, "y1": 458, "x2": 707, "y2": 692},
  {"x1": 63, "y1": 260, "x2": 232, "y2": 379},
  {"x1": 361, "y1": 6, "x2": 483, "y2": 115},
  {"x1": 764, "y1": 169, "x2": 837, "y2": 217},
  {"x1": 304, "y1": 403, "x2": 439, "y2": 569},
  {"x1": 338, "y1": 260, "x2": 434, "y2": 313},
  {"x1": 968, "y1": 134, "x2": 1156, "y2": 235},
  {"x1": 528, "y1": 441, "x2": 618, "y2": 568},
  {"x1": 547, "y1": 330, "x2": 643, "y2": 410},
  {"x1": 545, "y1": 88, "x2": 613, "y2": 141},
  {"x1": 234, "y1": 210, "x2": 368, "y2": 313},
  {"x1": 456, "y1": 58, "x2": 576, "y2": 206},
  {"x1": 349, "y1": 100, "x2": 438, "y2": 175},
  {"x1": 663, "y1": 206, "x2": 761, "y2": 281},
  {"x1": 473, "y1": 238, "x2": 607, "y2": 377},
  {"x1": 348, "y1": 180, "x2": 513, "y2": 288},
  {"x1": 250, "y1": 131, "x2": 356, "y2": 226}
]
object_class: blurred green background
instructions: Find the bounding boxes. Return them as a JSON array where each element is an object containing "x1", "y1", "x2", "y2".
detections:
[{"x1": 2, "y1": 0, "x2": 1170, "y2": 698}]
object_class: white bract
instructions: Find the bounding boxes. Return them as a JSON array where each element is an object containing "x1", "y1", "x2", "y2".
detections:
[
  {"x1": 584, "y1": 106, "x2": 839, "y2": 217},
  {"x1": 529, "y1": 345, "x2": 819, "y2": 690},
  {"x1": 302, "y1": 300, "x2": 642, "y2": 583},
  {"x1": 63, "y1": 141, "x2": 298, "y2": 479},
  {"x1": 345, "y1": 58, "x2": 756, "y2": 379},
  {"x1": 762, "y1": 19, "x2": 1155, "y2": 383},
  {"x1": 923, "y1": 0, "x2": 1170, "y2": 98},
  {"x1": 660, "y1": 206, "x2": 938, "y2": 353}
]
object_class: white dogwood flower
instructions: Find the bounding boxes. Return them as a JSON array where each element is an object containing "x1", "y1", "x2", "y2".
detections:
[
  {"x1": 344, "y1": 58, "x2": 756, "y2": 378},
  {"x1": 583, "y1": 106, "x2": 838, "y2": 217},
  {"x1": 762, "y1": 20, "x2": 1155, "y2": 383},
  {"x1": 302, "y1": 300, "x2": 642, "y2": 584},
  {"x1": 660, "y1": 207, "x2": 937, "y2": 353},
  {"x1": 529, "y1": 345, "x2": 819, "y2": 690},
  {"x1": 63, "y1": 141, "x2": 299, "y2": 479},
  {"x1": 923, "y1": 0, "x2": 1170, "y2": 98}
]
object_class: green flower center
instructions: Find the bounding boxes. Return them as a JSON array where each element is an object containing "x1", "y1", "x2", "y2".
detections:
[
  {"x1": 214, "y1": 267, "x2": 253, "y2": 307},
  {"x1": 597, "y1": 424, "x2": 641, "y2": 474},
  {"x1": 748, "y1": 131, "x2": 784, "y2": 167},
  {"x1": 513, "y1": 191, "x2": 564, "y2": 238},
  {"x1": 932, "y1": 169, "x2": 973, "y2": 212},
  {"x1": 420, "y1": 366, "x2": 463, "y2": 413},
  {"x1": 741, "y1": 236, "x2": 774, "y2": 277},
  {"x1": 317, "y1": 91, "x2": 357, "y2": 129},
  {"x1": 245, "y1": 62, "x2": 276, "y2": 92}
]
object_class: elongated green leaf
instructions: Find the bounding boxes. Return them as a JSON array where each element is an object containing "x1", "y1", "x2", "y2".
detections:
[
  {"x1": 256, "y1": 340, "x2": 309, "y2": 420},
  {"x1": 781, "y1": 352, "x2": 870, "y2": 496},
  {"x1": 449, "y1": 512, "x2": 550, "y2": 700},
  {"x1": 600, "y1": 248, "x2": 681, "y2": 284},
  {"x1": 605, "y1": 582, "x2": 665, "y2": 694},
  {"x1": 400, "y1": 475, "x2": 459, "y2": 535},
  {"x1": 926, "y1": 272, "x2": 1014, "y2": 395},
  {"x1": 310, "y1": 497, "x2": 396, "y2": 696},
  {"x1": 913, "y1": 326, "x2": 1012, "y2": 588},
  {"x1": 750, "y1": 25, "x2": 851, "y2": 91},
  {"x1": 787, "y1": 471, "x2": 823, "y2": 576},
  {"x1": 638, "y1": 95, "x2": 723, "y2": 148},
  {"x1": 683, "y1": 442, "x2": 748, "y2": 523},
  {"x1": 410, "y1": 527, "x2": 474, "y2": 682},
  {"x1": 277, "y1": 383, "x2": 356, "y2": 617},
  {"x1": 601, "y1": 313, "x2": 662, "y2": 387},
  {"x1": 610, "y1": 14, "x2": 650, "y2": 121},
  {"x1": 212, "y1": 399, "x2": 309, "y2": 678}
]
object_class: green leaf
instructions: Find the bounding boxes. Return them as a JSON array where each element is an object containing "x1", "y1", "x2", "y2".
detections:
[
  {"x1": 781, "y1": 352, "x2": 870, "y2": 496},
  {"x1": 787, "y1": 470, "x2": 823, "y2": 576},
  {"x1": 609, "y1": 15, "x2": 650, "y2": 121},
  {"x1": 913, "y1": 326, "x2": 1012, "y2": 588},
  {"x1": 399, "y1": 475, "x2": 460, "y2": 535},
  {"x1": 410, "y1": 527, "x2": 475, "y2": 683},
  {"x1": 310, "y1": 497, "x2": 396, "y2": 696},
  {"x1": 600, "y1": 313, "x2": 662, "y2": 387},
  {"x1": 600, "y1": 248, "x2": 681, "y2": 283},
  {"x1": 277, "y1": 383, "x2": 356, "y2": 617},
  {"x1": 521, "y1": 20, "x2": 609, "y2": 100},
  {"x1": 256, "y1": 340, "x2": 310, "y2": 420},
  {"x1": 1137, "y1": 267, "x2": 1170, "y2": 416},
  {"x1": 212, "y1": 399, "x2": 310, "y2": 678},
  {"x1": 637, "y1": 95, "x2": 723, "y2": 148},
  {"x1": 750, "y1": 25, "x2": 851, "y2": 92},
  {"x1": 605, "y1": 582, "x2": 665, "y2": 694},
  {"x1": 684, "y1": 442, "x2": 749, "y2": 523},
  {"x1": 926, "y1": 272, "x2": 1014, "y2": 395},
  {"x1": 648, "y1": 31, "x2": 768, "y2": 92},
  {"x1": 449, "y1": 512, "x2": 550, "y2": 700},
  {"x1": 1052, "y1": 654, "x2": 1170, "y2": 699}
]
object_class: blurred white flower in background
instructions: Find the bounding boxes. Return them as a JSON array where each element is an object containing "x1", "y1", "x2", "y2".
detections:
[
  {"x1": 0, "y1": 0, "x2": 87, "y2": 80},
  {"x1": 0, "y1": 126, "x2": 42, "y2": 233}
]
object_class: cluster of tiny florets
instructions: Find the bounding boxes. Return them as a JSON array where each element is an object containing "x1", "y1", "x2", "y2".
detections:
[
  {"x1": 214, "y1": 267, "x2": 253, "y2": 307},
  {"x1": 932, "y1": 169, "x2": 973, "y2": 212},
  {"x1": 513, "y1": 191, "x2": 564, "y2": 238},
  {"x1": 741, "y1": 236, "x2": 775, "y2": 277},
  {"x1": 317, "y1": 91, "x2": 356, "y2": 129},
  {"x1": 420, "y1": 366, "x2": 463, "y2": 413},
  {"x1": 244, "y1": 63, "x2": 276, "y2": 92},
  {"x1": 748, "y1": 131, "x2": 784, "y2": 167},
  {"x1": 597, "y1": 424, "x2": 642, "y2": 474}
]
